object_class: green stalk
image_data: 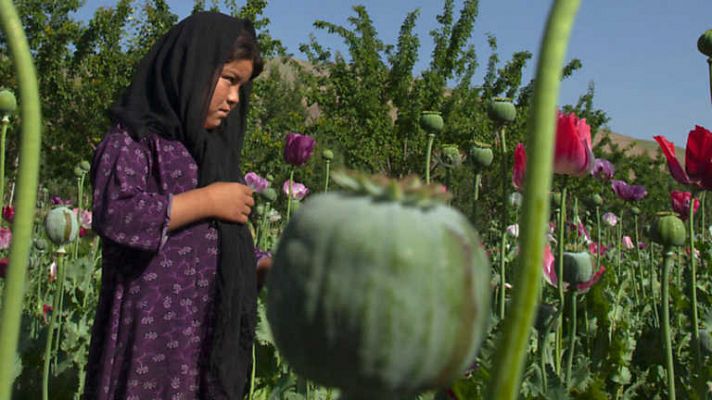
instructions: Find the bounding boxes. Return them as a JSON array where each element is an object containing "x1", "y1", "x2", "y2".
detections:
[
  {"x1": 595, "y1": 206, "x2": 601, "y2": 272},
  {"x1": 565, "y1": 291, "x2": 577, "y2": 385},
  {"x1": 499, "y1": 125, "x2": 509, "y2": 320},
  {"x1": 0, "y1": 1, "x2": 43, "y2": 398},
  {"x1": 286, "y1": 169, "x2": 294, "y2": 220},
  {"x1": 425, "y1": 133, "x2": 435, "y2": 184},
  {"x1": 688, "y1": 196, "x2": 702, "y2": 397},
  {"x1": 540, "y1": 332, "x2": 548, "y2": 393},
  {"x1": 650, "y1": 243, "x2": 660, "y2": 328},
  {"x1": 0, "y1": 117, "x2": 8, "y2": 205},
  {"x1": 485, "y1": 1, "x2": 581, "y2": 397},
  {"x1": 324, "y1": 160, "x2": 331, "y2": 192},
  {"x1": 633, "y1": 215, "x2": 645, "y2": 298},
  {"x1": 555, "y1": 185, "x2": 567, "y2": 376},
  {"x1": 707, "y1": 58, "x2": 712, "y2": 106},
  {"x1": 661, "y1": 248, "x2": 676, "y2": 400},
  {"x1": 248, "y1": 344, "x2": 256, "y2": 400},
  {"x1": 43, "y1": 248, "x2": 65, "y2": 400}
]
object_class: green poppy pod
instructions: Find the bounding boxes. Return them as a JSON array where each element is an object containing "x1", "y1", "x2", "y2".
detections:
[
  {"x1": 487, "y1": 98, "x2": 517, "y2": 124},
  {"x1": 697, "y1": 29, "x2": 712, "y2": 58},
  {"x1": 45, "y1": 206, "x2": 78, "y2": 246},
  {"x1": 469, "y1": 146, "x2": 494, "y2": 169},
  {"x1": 322, "y1": 149, "x2": 334, "y2": 161},
  {"x1": 701, "y1": 330, "x2": 712, "y2": 354},
  {"x1": 630, "y1": 206, "x2": 641, "y2": 216},
  {"x1": 266, "y1": 177, "x2": 490, "y2": 399},
  {"x1": 441, "y1": 144, "x2": 462, "y2": 168},
  {"x1": 79, "y1": 160, "x2": 91, "y2": 172},
  {"x1": 73, "y1": 166, "x2": 84, "y2": 177},
  {"x1": 419, "y1": 111, "x2": 444, "y2": 134},
  {"x1": 650, "y1": 212, "x2": 686, "y2": 248},
  {"x1": 563, "y1": 252, "x2": 594, "y2": 286},
  {"x1": 259, "y1": 187, "x2": 277, "y2": 202},
  {"x1": 0, "y1": 89, "x2": 17, "y2": 118},
  {"x1": 589, "y1": 194, "x2": 603, "y2": 207},
  {"x1": 33, "y1": 238, "x2": 48, "y2": 252}
]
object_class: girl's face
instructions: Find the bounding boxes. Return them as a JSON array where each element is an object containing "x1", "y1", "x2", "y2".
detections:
[{"x1": 204, "y1": 59, "x2": 254, "y2": 129}]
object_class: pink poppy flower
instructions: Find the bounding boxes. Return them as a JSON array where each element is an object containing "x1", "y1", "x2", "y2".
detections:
[
  {"x1": 284, "y1": 132, "x2": 316, "y2": 166},
  {"x1": 282, "y1": 180, "x2": 309, "y2": 201},
  {"x1": 0, "y1": 227, "x2": 11, "y2": 250},
  {"x1": 2, "y1": 205, "x2": 14, "y2": 223},
  {"x1": 553, "y1": 112, "x2": 595, "y2": 176},
  {"x1": 244, "y1": 172, "x2": 269, "y2": 193},
  {"x1": 622, "y1": 235, "x2": 635, "y2": 250},
  {"x1": 512, "y1": 143, "x2": 526, "y2": 191},
  {"x1": 654, "y1": 125, "x2": 712, "y2": 189}
]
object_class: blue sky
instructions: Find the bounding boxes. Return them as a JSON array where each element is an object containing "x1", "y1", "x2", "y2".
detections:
[{"x1": 78, "y1": 1, "x2": 712, "y2": 145}]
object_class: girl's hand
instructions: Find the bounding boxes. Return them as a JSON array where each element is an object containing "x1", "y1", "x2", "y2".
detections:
[{"x1": 206, "y1": 182, "x2": 255, "y2": 224}]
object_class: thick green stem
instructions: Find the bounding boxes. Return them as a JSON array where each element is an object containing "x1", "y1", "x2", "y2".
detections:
[
  {"x1": 472, "y1": 171, "x2": 481, "y2": 222},
  {"x1": 555, "y1": 186, "x2": 567, "y2": 376},
  {"x1": 595, "y1": 206, "x2": 601, "y2": 272},
  {"x1": 425, "y1": 133, "x2": 435, "y2": 184},
  {"x1": 707, "y1": 58, "x2": 712, "y2": 106},
  {"x1": 688, "y1": 196, "x2": 702, "y2": 396},
  {"x1": 286, "y1": 169, "x2": 294, "y2": 220},
  {"x1": 650, "y1": 244, "x2": 660, "y2": 328},
  {"x1": 485, "y1": 1, "x2": 581, "y2": 398},
  {"x1": 565, "y1": 291, "x2": 577, "y2": 385},
  {"x1": 324, "y1": 160, "x2": 331, "y2": 192},
  {"x1": 661, "y1": 248, "x2": 676, "y2": 400},
  {"x1": 0, "y1": 1, "x2": 43, "y2": 398}
]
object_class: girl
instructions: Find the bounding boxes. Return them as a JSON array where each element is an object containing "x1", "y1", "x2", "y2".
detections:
[{"x1": 84, "y1": 12, "x2": 267, "y2": 400}]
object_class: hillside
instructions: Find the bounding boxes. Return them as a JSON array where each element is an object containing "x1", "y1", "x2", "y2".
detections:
[{"x1": 594, "y1": 130, "x2": 684, "y2": 160}]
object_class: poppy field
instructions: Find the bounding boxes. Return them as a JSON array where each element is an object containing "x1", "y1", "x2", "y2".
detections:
[{"x1": 1, "y1": 0, "x2": 712, "y2": 399}]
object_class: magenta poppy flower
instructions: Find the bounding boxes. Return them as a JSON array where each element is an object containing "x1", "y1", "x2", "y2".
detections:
[
  {"x1": 512, "y1": 143, "x2": 526, "y2": 191},
  {"x1": 670, "y1": 190, "x2": 700, "y2": 220},
  {"x1": 284, "y1": 132, "x2": 316, "y2": 166},
  {"x1": 591, "y1": 158, "x2": 615, "y2": 181},
  {"x1": 50, "y1": 196, "x2": 72, "y2": 206},
  {"x1": 282, "y1": 180, "x2": 309, "y2": 200},
  {"x1": 589, "y1": 242, "x2": 608, "y2": 257},
  {"x1": 0, "y1": 257, "x2": 7, "y2": 278},
  {"x1": 553, "y1": 112, "x2": 595, "y2": 176},
  {"x1": 244, "y1": 172, "x2": 269, "y2": 193},
  {"x1": 42, "y1": 304, "x2": 53, "y2": 324},
  {"x1": 2, "y1": 205, "x2": 14, "y2": 223},
  {"x1": 611, "y1": 180, "x2": 647, "y2": 201},
  {"x1": 654, "y1": 125, "x2": 712, "y2": 189}
]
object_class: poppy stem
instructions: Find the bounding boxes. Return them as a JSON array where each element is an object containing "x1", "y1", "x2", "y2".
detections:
[
  {"x1": 633, "y1": 215, "x2": 645, "y2": 299},
  {"x1": 688, "y1": 195, "x2": 703, "y2": 397},
  {"x1": 485, "y1": 0, "x2": 581, "y2": 398},
  {"x1": 661, "y1": 247, "x2": 676, "y2": 400},
  {"x1": 286, "y1": 169, "x2": 294, "y2": 220},
  {"x1": 324, "y1": 160, "x2": 331, "y2": 192},
  {"x1": 425, "y1": 133, "x2": 435, "y2": 184},
  {"x1": 0, "y1": 117, "x2": 8, "y2": 206},
  {"x1": 0, "y1": 1, "x2": 43, "y2": 397},
  {"x1": 565, "y1": 291, "x2": 577, "y2": 386},
  {"x1": 499, "y1": 125, "x2": 509, "y2": 320},
  {"x1": 555, "y1": 185, "x2": 567, "y2": 377},
  {"x1": 43, "y1": 248, "x2": 65, "y2": 400}
]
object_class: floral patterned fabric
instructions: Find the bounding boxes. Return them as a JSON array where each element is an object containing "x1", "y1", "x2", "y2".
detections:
[{"x1": 84, "y1": 126, "x2": 222, "y2": 400}]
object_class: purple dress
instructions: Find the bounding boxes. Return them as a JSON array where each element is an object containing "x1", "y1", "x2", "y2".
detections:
[{"x1": 84, "y1": 126, "x2": 222, "y2": 400}]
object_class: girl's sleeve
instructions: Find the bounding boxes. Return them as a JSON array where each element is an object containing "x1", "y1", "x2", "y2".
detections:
[{"x1": 91, "y1": 133, "x2": 171, "y2": 252}]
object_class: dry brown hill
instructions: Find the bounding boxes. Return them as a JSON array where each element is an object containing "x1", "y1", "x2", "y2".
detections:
[{"x1": 594, "y1": 130, "x2": 684, "y2": 160}]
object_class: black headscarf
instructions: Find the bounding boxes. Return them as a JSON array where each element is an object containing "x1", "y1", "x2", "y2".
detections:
[{"x1": 109, "y1": 12, "x2": 261, "y2": 399}]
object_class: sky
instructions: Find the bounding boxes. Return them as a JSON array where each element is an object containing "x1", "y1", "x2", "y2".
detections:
[{"x1": 77, "y1": 0, "x2": 712, "y2": 145}]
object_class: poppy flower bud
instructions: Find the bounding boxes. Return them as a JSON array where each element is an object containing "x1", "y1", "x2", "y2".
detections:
[
  {"x1": 260, "y1": 187, "x2": 277, "y2": 202},
  {"x1": 487, "y1": 98, "x2": 517, "y2": 124},
  {"x1": 34, "y1": 238, "x2": 48, "y2": 252},
  {"x1": 322, "y1": 149, "x2": 334, "y2": 161},
  {"x1": 589, "y1": 194, "x2": 603, "y2": 207},
  {"x1": 698, "y1": 29, "x2": 712, "y2": 58},
  {"x1": 79, "y1": 160, "x2": 91, "y2": 172},
  {"x1": 419, "y1": 111, "x2": 444, "y2": 135},
  {"x1": 73, "y1": 166, "x2": 84, "y2": 177},
  {"x1": 469, "y1": 145, "x2": 493, "y2": 169},
  {"x1": 508, "y1": 192, "x2": 523, "y2": 209},
  {"x1": 562, "y1": 252, "x2": 594, "y2": 286},
  {"x1": 551, "y1": 192, "x2": 562, "y2": 208},
  {"x1": 650, "y1": 212, "x2": 686, "y2": 248},
  {"x1": 45, "y1": 206, "x2": 79, "y2": 245},
  {"x1": 631, "y1": 206, "x2": 641, "y2": 216},
  {"x1": 0, "y1": 89, "x2": 17, "y2": 119}
]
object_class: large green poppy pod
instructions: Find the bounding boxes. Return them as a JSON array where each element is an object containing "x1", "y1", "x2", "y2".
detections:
[
  {"x1": 650, "y1": 212, "x2": 686, "y2": 248},
  {"x1": 266, "y1": 172, "x2": 491, "y2": 399},
  {"x1": 0, "y1": 89, "x2": 17, "y2": 119},
  {"x1": 44, "y1": 206, "x2": 78, "y2": 246},
  {"x1": 562, "y1": 252, "x2": 593, "y2": 286},
  {"x1": 419, "y1": 111, "x2": 444, "y2": 135},
  {"x1": 322, "y1": 149, "x2": 334, "y2": 161},
  {"x1": 698, "y1": 29, "x2": 712, "y2": 58},
  {"x1": 469, "y1": 145, "x2": 494, "y2": 169},
  {"x1": 487, "y1": 97, "x2": 517, "y2": 124}
]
